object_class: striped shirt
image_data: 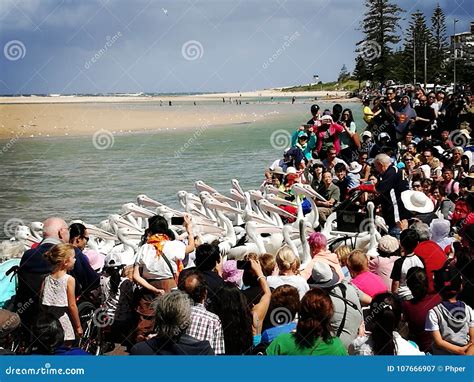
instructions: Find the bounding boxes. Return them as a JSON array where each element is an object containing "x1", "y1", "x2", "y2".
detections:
[{"x1": 186, "y1": 303, "x2": 225, "y2": 355}]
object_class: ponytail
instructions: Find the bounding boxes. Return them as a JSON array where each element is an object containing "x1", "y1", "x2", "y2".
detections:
[{"x1": 370, "y1": 293, "x2": 401, "y2": 355}]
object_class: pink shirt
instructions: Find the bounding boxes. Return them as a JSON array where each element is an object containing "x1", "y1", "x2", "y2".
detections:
[
  {"x1": 351, "y1": 271, "x2": 387, "y2": 297},
  {"x1": 368, "y1": 256, "x2": 398, "y2": 290},
  {"x1": 314, "y1": 123, "x2": 344, "y2": 154},
  {"x1": 313, "y1": 249, "x2": 344, "y2": 281}
]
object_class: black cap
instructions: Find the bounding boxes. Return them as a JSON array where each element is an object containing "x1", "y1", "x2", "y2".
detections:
[{"x1": 310, "y1": 104, "x2": 320, "y2": 113}]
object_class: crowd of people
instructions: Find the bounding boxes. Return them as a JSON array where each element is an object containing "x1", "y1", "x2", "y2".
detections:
[{"x1": 0, "y1": 85, "x2": 473, "y2": 356}]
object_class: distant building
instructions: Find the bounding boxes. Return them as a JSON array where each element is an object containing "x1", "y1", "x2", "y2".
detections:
[{"x1": 451, "y1": 21, "x2": 474, "y2": 65}]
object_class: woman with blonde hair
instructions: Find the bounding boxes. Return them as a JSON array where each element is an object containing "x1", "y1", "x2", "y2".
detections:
[{"x1": 266, "y1": 246, "x2": 309, "y2": 299}]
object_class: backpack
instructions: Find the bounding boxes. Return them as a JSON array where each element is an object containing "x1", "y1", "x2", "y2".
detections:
[{"x1": 326, "y1": 283, "x2": 361, "y2": 337}]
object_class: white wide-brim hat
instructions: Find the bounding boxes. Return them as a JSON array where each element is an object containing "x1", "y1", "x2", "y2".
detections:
[
  {"x1": 401, "y1": 190, "x2": 435, "y2": 214},
  {"x1": 348, "y1": 161, "x2": 362, "y2": 173}
]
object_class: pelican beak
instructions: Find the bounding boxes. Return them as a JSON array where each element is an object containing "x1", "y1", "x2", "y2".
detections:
[{"x1": 136, "y1": 194, "x2": 163, "y2": 207}]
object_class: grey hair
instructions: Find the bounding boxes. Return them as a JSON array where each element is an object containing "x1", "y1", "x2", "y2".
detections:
[
  {"x1": 152, "y1": 290, "x2": 192, "y2": 340},
  {"x1": 374, "y1": 153, "x2": 391, "y2": 166},
  {"x1": 410, "y1": 221, "x2": 430, "y2": 242},
  {"x1": 453, "y1": 146, "x2": 464, "y2": 155}
]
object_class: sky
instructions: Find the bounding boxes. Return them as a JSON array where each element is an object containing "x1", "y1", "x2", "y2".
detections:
[{"x1": 0, "y1": 0, "x2": 471, "y2": 95}]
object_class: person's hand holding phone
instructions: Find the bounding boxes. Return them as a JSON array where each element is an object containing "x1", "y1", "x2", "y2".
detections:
[
  {"x1": 183, "y1": 214, "x2": 193, "y2": 234},
  {"x1": 249, "y1": 259, "x2": 264, "y2": 279}
]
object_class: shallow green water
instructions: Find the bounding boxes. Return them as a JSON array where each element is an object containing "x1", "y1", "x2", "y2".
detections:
[{"x1": 0, "y1": 101, "x2": 364, "y2": 237}]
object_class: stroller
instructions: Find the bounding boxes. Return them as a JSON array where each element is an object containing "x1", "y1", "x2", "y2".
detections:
[{"x1": 0, "y1": 258, "x2": 21, "y2": 309}]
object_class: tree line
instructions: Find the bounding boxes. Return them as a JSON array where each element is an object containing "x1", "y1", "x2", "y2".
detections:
[{"x1": 348, "y1": 0, "x2": 471, "y2": 87}]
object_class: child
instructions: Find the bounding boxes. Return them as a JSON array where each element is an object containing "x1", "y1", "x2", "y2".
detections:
[
  {"x1": 100, "y1": 253, "x2": 135, "y2": 350},
  {"x1": 42, "y1": 243, "x2": 82, "y2": 341},
  {"x1": 390, "y1": 229, "x2": 424, "y2": 300},
  {"x1": 425, "y1": 265, "x2": 474, "y2": 355}
]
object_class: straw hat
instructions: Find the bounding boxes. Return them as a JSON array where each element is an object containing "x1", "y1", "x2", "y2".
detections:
[{"x1": 401, "y1": 190, "x2": 435, "y2": 213}]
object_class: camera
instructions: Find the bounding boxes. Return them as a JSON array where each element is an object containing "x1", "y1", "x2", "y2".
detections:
[{"x1": 236, "y1": 260, "x2": 251, "y2": 270}]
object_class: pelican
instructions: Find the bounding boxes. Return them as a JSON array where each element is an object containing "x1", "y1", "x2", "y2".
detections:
[
  {"x1": 195, "y1": 180, "x2": 218, "y2": 195},
  {"x1": 291, "y1": 183, "x2": 322, "y2": 229},
  {"x1": 231, "y1": 179, "x2": 245, "y2": 198},
  {"x1": 136, "y1": 194, "x2": 164, "y2": 208},
  {"x1": 30, "y1": 221, "x2": 44, "y2": 242}
]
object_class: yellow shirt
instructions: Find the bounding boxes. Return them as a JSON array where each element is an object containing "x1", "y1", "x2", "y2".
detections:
[{"x1": 363, "y1": 106, "x2": 374, "y2": 124}]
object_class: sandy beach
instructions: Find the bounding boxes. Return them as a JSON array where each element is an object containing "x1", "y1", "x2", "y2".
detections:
[{"x1": 0, "y1": 90, "x2": 356, "y2": 140}]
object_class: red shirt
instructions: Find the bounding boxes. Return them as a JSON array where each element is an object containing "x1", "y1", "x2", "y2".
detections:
[
  {"x1": 413, "y1": 241, "x2": 447, "y2": 293},
  {"x1": 402, "y1": 293, "x2": 441, "y2": 352}
]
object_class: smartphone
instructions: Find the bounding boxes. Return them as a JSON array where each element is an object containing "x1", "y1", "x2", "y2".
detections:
[
  {"x1": 171, "y1": 216, "x2": 185, "y2": 225},
  {"x1": 236, "y1": 260, "x2": 250, "y2": 270},
  {"x1": 362, "y1": 307, "x2": 373, "y2": 333}
]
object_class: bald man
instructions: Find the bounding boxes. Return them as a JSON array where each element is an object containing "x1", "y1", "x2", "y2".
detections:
[{"x1": 16, "y1": 217, "x2": 70, "y2": 327}]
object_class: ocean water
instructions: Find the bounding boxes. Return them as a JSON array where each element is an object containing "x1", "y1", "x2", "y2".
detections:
[{"x1": 0, "y1": 101, "x2": 363, "y2": 238}]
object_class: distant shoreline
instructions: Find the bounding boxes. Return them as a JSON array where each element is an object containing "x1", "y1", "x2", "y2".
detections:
[
  {"x1": 0, "y1": 90, "x2": 359, "y2": 140},
  {"x1": 0, "y1": 90, "x2": 354, "y2": 105}
]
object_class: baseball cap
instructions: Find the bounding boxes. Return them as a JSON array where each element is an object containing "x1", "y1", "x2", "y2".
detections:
[
  {"x1": 362, "y1": 131, "x2": 372, "y2": 138},
  {"x1": 298, "y1": 131, "x2": 308, "y2": 139}
]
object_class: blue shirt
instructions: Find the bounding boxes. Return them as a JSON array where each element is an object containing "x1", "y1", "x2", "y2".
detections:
[{"x1": 261, "y1": 322, "x2": 297, "y2": 344}]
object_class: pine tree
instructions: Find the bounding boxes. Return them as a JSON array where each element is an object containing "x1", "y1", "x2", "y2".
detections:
[
  {"x1": 430, "y1": 4, "x2": 449, "y2": 83},
  {"x1": 402, "y1": 10, "x2": 434, "y2": 84},
  {"x1": 353, "y1": 56, "x2": 369, "y2": 89},
  {"x1": 357, "y1": 0, "x2": 404, "y2": 84},
  {"x1": 338, "y1": 64, "x2": 350, "y2": 82}
]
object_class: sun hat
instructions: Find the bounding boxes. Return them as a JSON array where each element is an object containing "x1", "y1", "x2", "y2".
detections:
[
  {"x1": 362, "y1": 131, "x2": 372, "y2": 138},
  {"x1": 286, "y1": 167, "x2": 297, "y2": 175},
  {"x1": 320, "y1": 115, "x2": 333, "y2": 122},
  {"x1": 222, "y1": 260, "x2": 244, "y2": 285},
  {"x1": 83, "y1": 249, "x2": 105, "y2": 271},
  {"x1": 311, "y1": 261, "x2": 339, "y2": 288},
  {"x1": 271, "y1": 166, "x2": 286, "y2": 175},
  {"x1": 0, "y1": 309, "x2": 20, "y2": 338},
  {"x1": 377, "y1": 235, "x2": 400, "y2": 254},
  {"x1": 401, "y1": 190, "x2": 435, "y2": 213},
  {"x1": 348, "y1": 161, "x2": 362, "y2": 174}
]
